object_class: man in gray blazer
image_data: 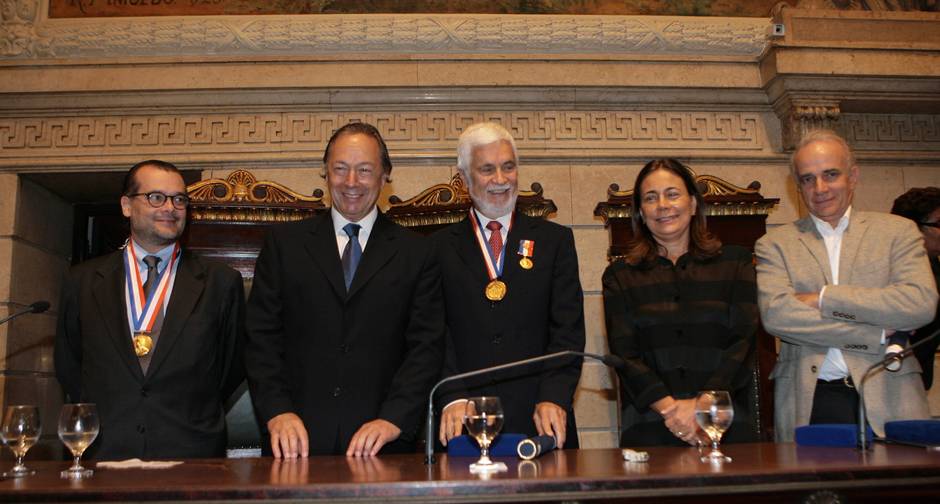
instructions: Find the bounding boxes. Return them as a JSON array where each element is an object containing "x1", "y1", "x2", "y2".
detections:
[{"x1": 756, "y1": 129, "x2": 937, "y2": 442}]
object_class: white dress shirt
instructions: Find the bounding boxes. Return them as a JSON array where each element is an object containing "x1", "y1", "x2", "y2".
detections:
[
  {"x1": 331, "y1": 206, "x2": 379, "y2": 257},
  {"x1": 813, "y1": 207, "x2": 852, "y2": 380}
]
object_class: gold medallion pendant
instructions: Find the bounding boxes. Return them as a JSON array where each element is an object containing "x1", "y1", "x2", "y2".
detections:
[
  {"x1": 133, "y1": 333, "x2": 154, "y2": 357},
  {"x1": 485, "y1": 280, "x2": 507, "y2": 302},
  {"x1": 519, "y1": 257, "x2": 533, "y2": 270}
]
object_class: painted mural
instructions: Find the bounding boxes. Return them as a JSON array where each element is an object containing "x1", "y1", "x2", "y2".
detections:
[{"x1": 51, "y1": 0, "x2": 799, "y2": 18}]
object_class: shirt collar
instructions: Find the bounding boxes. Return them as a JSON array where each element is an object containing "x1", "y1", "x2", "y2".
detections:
[
  {"x1": 331, "y1": 206, "x2": 379, "y2": 236},
  {"x1": 810, "y1": 206, "x2": 852, "y2": 237},
  {"x1": 473, "y1": 208, "x2": 513, "y2": 232},
  {"x1": 130, "y1": 239, "x2": 177, "y2": 272}
]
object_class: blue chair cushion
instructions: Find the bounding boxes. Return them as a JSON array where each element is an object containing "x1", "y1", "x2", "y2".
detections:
[
  {"x1": 794, "y1": 424, "x2": 873, "y2": 447},
  {"x1": 446, "y1": 434, "x2": 526, "y2": 457},
  {"x1": 884, "y1": 420, "x2": 940, "y2": 445}
]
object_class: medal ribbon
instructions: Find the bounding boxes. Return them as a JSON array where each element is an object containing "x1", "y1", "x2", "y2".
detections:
[
  {"x1": 470, "y1": 209, "x2": 513, "y2": 280},
  {"x1": 124, "y1": 242, "x2": 179, "y2": 334}
]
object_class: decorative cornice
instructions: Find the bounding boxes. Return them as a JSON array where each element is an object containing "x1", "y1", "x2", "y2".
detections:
[
  {"x1": 593, "y1": 169, "x2": 779, "y2": 222},
  {"x1": 0, "y1": 1, "x2": 770, "y2": 60},
  {"x1": 187, "y1": 169, "x2": 325, "y2": 223}
]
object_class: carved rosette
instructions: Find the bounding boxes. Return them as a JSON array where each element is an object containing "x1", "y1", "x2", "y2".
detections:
[
  {"x1": 386, "y1": 173, "x2": 557, "y2": 228},
  {"x1": 593, "y1": 169, "x2": 779, "y2": 223},
  {"x1": 186, "y1": 169, "x2": 325, "y2": 223}
]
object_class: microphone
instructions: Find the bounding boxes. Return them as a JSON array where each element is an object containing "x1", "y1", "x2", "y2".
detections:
[
  {"x1": 857, "y1": 328, "x2": 940, "y2": 451},
  {"x1": 424, "y1": 350, "x2": 624, "y2": 464},
  {"x1": 517, "y1": 435, "x2": 556, "y2": 460},
  {"x1": 0, "y1": 301, "x2": 50, "y2": 326}
]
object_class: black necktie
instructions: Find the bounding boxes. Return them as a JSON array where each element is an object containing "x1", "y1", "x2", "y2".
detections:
[{"x1": 342, "y1": 224, "x2": 362, "y2": 291}]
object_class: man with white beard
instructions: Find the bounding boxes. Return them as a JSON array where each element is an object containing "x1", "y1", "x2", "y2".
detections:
[{"x1": 433, "y1": 122, "x2": 586, "y2": 449}]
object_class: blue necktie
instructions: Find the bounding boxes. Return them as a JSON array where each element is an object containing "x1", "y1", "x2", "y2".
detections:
[{"x1": 342, "y1": 223, "x2": 362, "y2": 291}]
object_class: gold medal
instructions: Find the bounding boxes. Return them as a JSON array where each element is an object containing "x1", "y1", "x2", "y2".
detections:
[
  {"x1": 519, "y1": 257, "x2": 533, "y2": 270},
  {"x1": 133, "y1": 332, "x2": 153, "y2": 357},
  {"x1": 485, "y1": 280, "x2": 507, "y2": 302}
]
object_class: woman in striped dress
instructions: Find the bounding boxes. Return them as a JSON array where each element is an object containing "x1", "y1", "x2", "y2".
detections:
[{"x1": 603, "y1": 159, "x2": 758, "y2": 447}]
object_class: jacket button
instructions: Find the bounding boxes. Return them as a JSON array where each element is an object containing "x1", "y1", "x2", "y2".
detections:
[
  {"x1": 811, "y1": 365, "x2": 818, "y2": 373},
  {"x1": 140, "y1": 387, "x2": 148, "y2": 397},
  {"x1": 137, "y1": 425, "x2": 146, "y2": 433},
  {"x1": 676, "y1": 329, "x2": 683, "y2": 337},
  {"x1": 339, "y1": 344, "x2": 349, "y2": 354},
  {"x1": 492, "y1": 336, "x2": 502, "y2": 345},
  {"x1": 333, "y1": 387, "x2": 342, "y2": 397},
  {"x1": 673, "y1": 295, "x2": 680, "y2": 302}
]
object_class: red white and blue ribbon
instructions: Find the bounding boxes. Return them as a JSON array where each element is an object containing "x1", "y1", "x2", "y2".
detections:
[
  {"x1": 517, "y1": 239, "x2": 535, "y2": 258},
  {"x1": 123, "y1": 242, "x2": 179, "y2": 334},
  {"x1": 470, "y1": 209, "x2": 513, "y2": 280}
]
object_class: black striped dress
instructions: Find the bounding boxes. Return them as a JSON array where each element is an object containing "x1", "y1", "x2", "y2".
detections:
[{"x1": 602, "y1": 244, "x2": 758, "y2": 447}]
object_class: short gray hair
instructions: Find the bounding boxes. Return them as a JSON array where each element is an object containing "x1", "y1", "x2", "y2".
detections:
[
  {"x1": 790, "y1": 129, "x2": 856, "y2": 178},
  {"x1": 456, "y1": 122, "x2": 519, "y2": 179}
]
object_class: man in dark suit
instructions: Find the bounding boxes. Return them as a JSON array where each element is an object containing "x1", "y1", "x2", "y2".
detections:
[
  {"x1": 435, "y1": 122, "x2": 585, "y2": 449},
  {"x1": 891, "y1": 187, "x2": 940, "y2": 390},
  {"x1": 55, "y1": 160, "x2": 245, "y2": 460},
  {"x1": 246, "y1": 122, "x2": 444, "y2": 458}
]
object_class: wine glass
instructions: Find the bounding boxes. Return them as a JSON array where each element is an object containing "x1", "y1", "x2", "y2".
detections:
[
  {"x1": 694, "y1": 390, "x2": 734, "y2": 463},
  {"x1": 58, "y1": 403, "x2": 100, "y2": 479},
  {"x1": 463, "y1": 397, "x2": 506, "y2": 472},
  {"x1": 0, "y1": 405, "x2": 41, "y2": 478}
]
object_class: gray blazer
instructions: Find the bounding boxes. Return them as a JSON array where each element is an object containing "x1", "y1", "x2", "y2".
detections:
[{"x1": 756, "y1": 211, "x2": 937, "y2": 441}]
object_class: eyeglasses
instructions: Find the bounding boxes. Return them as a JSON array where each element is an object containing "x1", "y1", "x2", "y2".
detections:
[
  {"x1": 127, "y1": 192, "x2": 190, "y2": 209},
  {"x1": 919, "y1": 222, "x2": 940, "y2": 229}
]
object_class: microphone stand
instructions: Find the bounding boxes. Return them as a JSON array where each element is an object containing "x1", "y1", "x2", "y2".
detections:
[
  {"x1": 0, "y1": 301, "x2": 50, "y2": 326},
  {"x1": 424, "y1": 350, "x2": 623, "y2": 465},
  {"x1": 857, "y1": 328, "x2": 940, "y2": 451}
]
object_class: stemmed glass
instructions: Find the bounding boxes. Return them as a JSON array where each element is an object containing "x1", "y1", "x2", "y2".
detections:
[
  {"x1": 58, "y1": 403, "x2": 100, "y2": 479},
  {"x1": 463, "y1": 397, "x2": 506, "y2": 472},
  {"x1": 694, "y1": 390, "x2": 734, "y2": 463},
  {"x1": 0, "y1": 405, "x2": 41, "y2": 478}
]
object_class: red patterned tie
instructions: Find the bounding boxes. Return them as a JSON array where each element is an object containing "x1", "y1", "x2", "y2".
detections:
[{"x1": 486, "y1": 221, "x2": 503, "y2": 263}]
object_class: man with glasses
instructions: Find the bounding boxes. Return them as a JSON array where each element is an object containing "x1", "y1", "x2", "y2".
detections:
[
  {"x1": 892, "y1": 187, "x2": 940, "y2": 389},
  {"x1": 55, "y1": 160, "x2": 246, "y2": 460}
]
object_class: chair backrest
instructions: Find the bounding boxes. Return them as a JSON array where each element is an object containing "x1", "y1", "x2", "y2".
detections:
[{"x1": 385, "y1": 173, "x2": 557, "y2": 234}]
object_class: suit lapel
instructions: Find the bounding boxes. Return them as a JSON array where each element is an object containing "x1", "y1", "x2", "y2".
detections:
[
  {"x1": 93, "y1": 251, "x2": 144, "y2": 382},
  {"x1": 796, "y1": 217, "x2": 834, "y2": 285},
  {"x1": 838, "y1": 212, "x2": 868, "y2": 286},
  {"x1": 303, "y1": 213, "x2": 347, "y2": 300},
  {"x1": 347, "y1": 213, "x2": 398, "y2": 300},
  {"x1": 145, "y1": 251, "x2": 205, "y2": 378},
  {"x1": 451, "y1": 216, "x2": 490, "y2": 290}
]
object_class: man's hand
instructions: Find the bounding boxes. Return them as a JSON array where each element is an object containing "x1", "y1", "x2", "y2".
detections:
[
  {"x1": 267, "y1": 412, "x2": 309, "y2": 459},
  {"x1": 533, "y1": 402, "x2": 568, "y2": 448},
  {"x1": 347, "y1": 419, "x2": 401, "y2": 457},
  {"x1": 662, "y1": 398, "x2": 700, "y2": 446},
  {"x1": 795, "y1": 292, "x2": 820, "y2": 310},
  {"x1": 439, "y1": 401, "x2": 466, "y2": 446}
]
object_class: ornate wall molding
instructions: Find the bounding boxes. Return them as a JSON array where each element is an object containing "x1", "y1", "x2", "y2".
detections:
[
  {"x1": 0, "y1": 111, "x2": 767, "y2": 164},
  {"x1": 843, "y1": 114, "x2": 940, "y2": 150},
  {"x1": 0, "y1": 0, "x2": 770, "y2": 59},
  {"x1": 773, "y1": 97, "x2": 842, "y2": 150}
]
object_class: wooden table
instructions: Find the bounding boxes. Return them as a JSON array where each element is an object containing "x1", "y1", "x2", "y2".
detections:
[{"x1": 2, "y1": 443, "x2": 940, "y2": 502}]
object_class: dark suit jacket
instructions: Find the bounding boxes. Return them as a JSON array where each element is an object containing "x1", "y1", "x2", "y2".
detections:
[
  {"x1": 54, "y1": 248, "x2": 245, "y2": 460},
  {"x1": 433, "y1": 213, "x2": 585, "y2": 443},
  {"x1": 245, "y1": 211, "x2": 444, "y2": 455},
  {"x1": 913, "y1": 256, "x2": 940, "y2": 390}
]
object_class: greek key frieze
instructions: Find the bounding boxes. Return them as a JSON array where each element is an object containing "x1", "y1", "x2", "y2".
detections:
[{"x1": 0, "y1": 111, "x2": 764, "y2": 155}]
